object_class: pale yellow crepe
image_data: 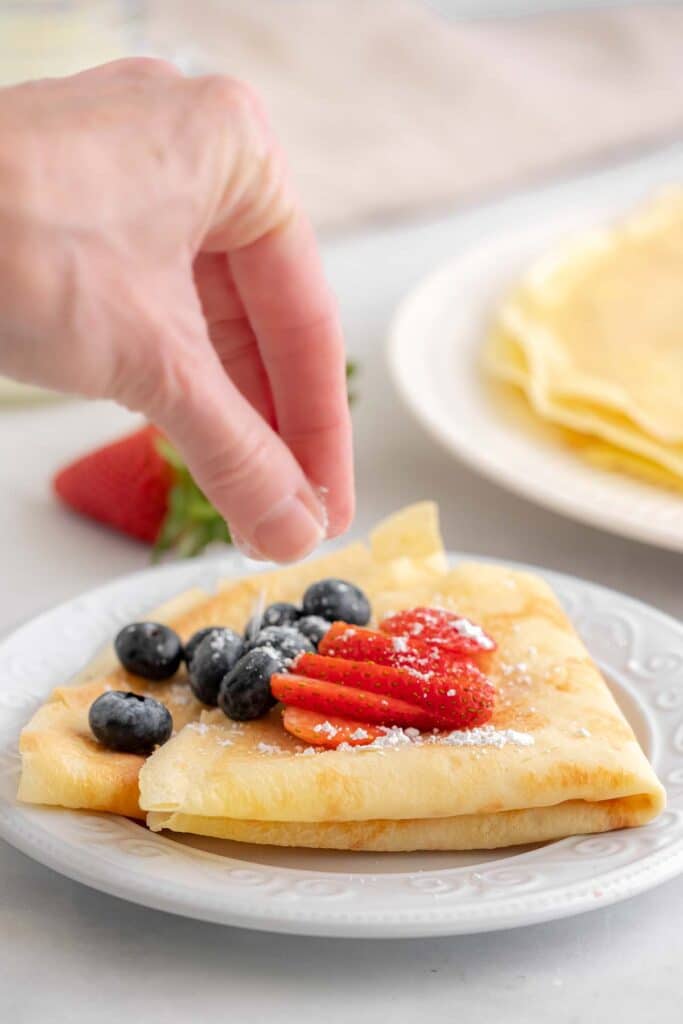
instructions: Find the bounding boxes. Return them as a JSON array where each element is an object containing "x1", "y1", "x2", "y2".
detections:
[
  {"x1": 17, "y1": 503, "x2": 445, "y2": 819},
  {"x1": 17, "y1": 589, "x2": 209, "y2": 819},
  {"x1": 141, "y1": 562, "x2": 664, "y2": 851},
  {"x1": 18, "y1": 501, "x2": 665, "y2": 850},
  {"x1": 484, "y1": 188, "x2": 683, "y2": 489}
]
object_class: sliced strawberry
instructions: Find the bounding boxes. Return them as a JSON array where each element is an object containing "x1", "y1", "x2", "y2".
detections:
[
  {"x1": 379, "y1": 607, "x2": 495, "y2": 656},
  {"x1": 285, "y1": 655, "x2": 495, "y2": 729},
  {"x1": 319, "y1": 622, "x2": 462, "y2": 674},
  {"x1": 282, "y1": 707, "x2": 383, "y2": 749},
  {"x1": 271, "y1": 674, "x2": 439, "y2": 730}
]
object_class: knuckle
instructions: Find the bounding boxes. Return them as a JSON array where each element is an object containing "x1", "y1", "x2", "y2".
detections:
[
  {"x1": 121, "y1": 336, "x2": 205, "y2": 418},
  {"x1": 285, "y1": 408, "x2": 350, "y2": 446},
  {"x1": 201, "y1": 429, "x2": 272, "y2": 498},
  {"x1": 113, "y1": 56, "x2": 181, "y2": 78},
  {"x1": 196, "y1": 74, "x2": 265, "y2": 126}
]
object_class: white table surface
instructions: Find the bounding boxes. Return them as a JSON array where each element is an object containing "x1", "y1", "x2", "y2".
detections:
[{"x1": 2, "y1": 144, "x2": 683, "y2": 1022}]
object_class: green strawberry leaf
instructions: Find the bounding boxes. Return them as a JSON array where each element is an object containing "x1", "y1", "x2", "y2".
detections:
[
  {"x1": 346, "y1": 359, "x2": 359, "y2": 405},
  {"x1": 152, "y1": 441, "x2": 232, "y2": 562},
  {"x1": 153, "y1": 358, "x2": 359, "y2": 560}
]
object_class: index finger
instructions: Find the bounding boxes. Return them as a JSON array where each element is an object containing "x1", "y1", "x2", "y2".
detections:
[{"x1": 228, "y1": 208, "x2": 354, "y2": 538}]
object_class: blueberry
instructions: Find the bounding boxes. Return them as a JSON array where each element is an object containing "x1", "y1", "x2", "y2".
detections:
[
  {"x1": 296, "y1": 615, "x2": 332, "y2": 648},
  {"x1": 184, "y1": 627, "x2": 225, "y2": 668},
  {"x1": 89, "y1": 690, "x2": 172, "y2": 755},
  {"x1": 245, "y1": 602, "x2": 301, "y2": 638},
  {"x1": 114, "y1": 622, "x2": 183, "y2": 680},
  {"x1": 302, "y1": 578, "x2": 371, "y2": 626},
  {"x1": 244, "y1": 625, "x2": 314, "y2": 662},
  {"x1": 219, "y1": 648, "x2": 281, "y2": 721},
  {"x1": 189, "y1": 628, "x2": 244, "y2": 706}
]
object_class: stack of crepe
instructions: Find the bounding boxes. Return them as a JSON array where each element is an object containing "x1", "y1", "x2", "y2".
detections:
[
  {"x1": 484, "y1": 188, "x2": 683, "y2": 491},
  {"x1": 18, "y1": 503, "x2": 664, "y2": 851}
]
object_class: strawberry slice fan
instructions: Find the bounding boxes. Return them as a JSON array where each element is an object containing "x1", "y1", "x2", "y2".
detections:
[{"x1": 274, "y1": 612, "x2": 497, "y2": 749}]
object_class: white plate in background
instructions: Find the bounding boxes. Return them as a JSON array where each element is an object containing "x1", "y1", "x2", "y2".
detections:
[{"x1": 387, "y1": 204, "x2": 683, "y2": 552}]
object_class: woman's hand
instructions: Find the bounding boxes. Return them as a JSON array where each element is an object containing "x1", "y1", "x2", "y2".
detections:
[{"x1": 0, "y1": 59, "x2": 353, "y2": 561}]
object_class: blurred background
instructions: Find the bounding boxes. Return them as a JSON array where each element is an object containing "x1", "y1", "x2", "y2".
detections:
[
  {"x1": 1, "y1": 0, "x2": 682, "y2": 624},
  {"x1": 1, "y1": 1, "x2": 681, "y2": 238},
  {"x1": 1, "y1": 0, "x2": 676, "y2": 86}
]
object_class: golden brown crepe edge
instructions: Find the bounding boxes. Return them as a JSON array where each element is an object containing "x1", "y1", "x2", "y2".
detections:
[
  {"x1": 17, "y1": 587, "x2": 211, "y2": 817},
  {"x1": 147, "y1": 791, "x2": 662, "y2": 852}
]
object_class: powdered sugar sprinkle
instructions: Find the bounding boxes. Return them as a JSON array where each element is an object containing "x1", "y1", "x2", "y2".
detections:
[
  {"x1": 187, "y1": 721, "x2": 209, "y2": 736},
  {"x1": 313, "y1": 721, "x2": 338, "y2": 738},
  {"x1": 453, "y1": 617, "x2": 495, "y2": 650},
  {"x1": 256, "y1": 741, "x2": 282, "y2": 755},
  {"x1": 364, "y1": 724, "x2": 535, "y2": 751}
]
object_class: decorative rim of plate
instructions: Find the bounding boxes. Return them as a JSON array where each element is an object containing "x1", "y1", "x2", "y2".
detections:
[
  {"x1": 386, "y1": 206, "x2": 683, "y2": 553},
  {"x1": 0, "y1": 554, "x2": 681, "y2": 938}
]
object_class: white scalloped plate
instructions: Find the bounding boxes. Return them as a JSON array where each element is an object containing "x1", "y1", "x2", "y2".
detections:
[
  {"x1": 387, "y1": 203, "x2": 683, "y2": 552},
  {"x1": 1, "y1": 554, "x2": 682, "y2": 938}
]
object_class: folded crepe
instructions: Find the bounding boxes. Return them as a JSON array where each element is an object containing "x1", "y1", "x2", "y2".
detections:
[
  {"x1": 484, "y1": 188, "x2": 683, "y2": 490},
  {"x1": 18, "y1": 502, "x2": 665, "y2": 850},
  {"x1": 17, "y1": 503, "x2": 446, "y2": 820}
]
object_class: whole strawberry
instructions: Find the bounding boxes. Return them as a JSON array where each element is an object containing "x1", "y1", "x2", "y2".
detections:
[{"x1": 53, "y1": 425, "x2": 230, "y2": 558}]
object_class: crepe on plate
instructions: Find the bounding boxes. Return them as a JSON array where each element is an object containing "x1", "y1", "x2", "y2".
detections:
[
  {"x1": 18, "y1": 502, "x2": 665, "y2": 850},
  {"x1": 17, "y1": 503, "x2": 445, "y2": 820},
  {"x1": 484, "y1": 188, "x2": 683, "y2": 490},
  {"x1": 140, "y1": 559, "x2": 664, "y2": 850}
]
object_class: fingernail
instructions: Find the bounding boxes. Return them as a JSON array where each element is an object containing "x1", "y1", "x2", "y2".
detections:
[
  {"x1": 252, "y1": 490, "x2": 326, "y2": 562},
  {"x1": 230, "y1": 527, "x2": 265, "y2": 561}
]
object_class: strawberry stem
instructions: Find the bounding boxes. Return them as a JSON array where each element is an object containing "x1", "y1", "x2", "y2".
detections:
[
  {"x1": 152, "y1": 359, "x2": 358, "y2": 560},
  {"x1": 152, "y1": 437, "x2": 231, "y2": 561}
]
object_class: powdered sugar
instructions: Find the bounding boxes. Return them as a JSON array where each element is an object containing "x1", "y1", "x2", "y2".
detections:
[
  {"x1": 209, "y1": 632, "x2": 229, "y2": 653},
  {"x1": 313, "y1": 721, "x2": 338, "y2": 738},
  {"x1": 245, "y1": 589, "x2": 266, "y2": 639},
  {"x1": 169, "y1": 682, "x2": 192, "y2": 706},
  {"x1": 368, "y1": 726, "x2": 415, "y2": 748},
  {"x1": 312, "y1": 483, "x2": 330, "y2": 536},
  {"x1": 453, "y1": 617, "x2": 495, "y2": 650},
  {"x1": 256, "y1": 741, "x2": 282, "y2": 755},
  {"x1": 499, "y1": 661, "x2": 533, "y2": 685},
  {"x1": 282, "y1": 722, "x2": 536, "y2": 754},
  {"x1": 186, "y1": 721, "x2": 209, "y2": 736},
  {"x1": 439, "y1": 726, "x2": 534, "y2": 749},
  {"x1": 391, "y1": 636, "x2": 409, "y2": 653},
  {"x1": 362, "y1": 724, "x2": 535, "y2": 751}
]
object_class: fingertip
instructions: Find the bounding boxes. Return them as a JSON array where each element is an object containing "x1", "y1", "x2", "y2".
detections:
[
  {"x1": 251, "y1": 491, "x2": 326, "y2": 563},
  {"x1": 324, "y1": 489, "x2": 355, "y2": 540}
]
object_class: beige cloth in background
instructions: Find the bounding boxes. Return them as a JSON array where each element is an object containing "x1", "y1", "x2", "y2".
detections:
[
  {"x1": 151, "y1": 0, "x2": 683, "y2": 232},
  {"x1": 3, "y1": 1, "x2": 683, "y2": 402}
]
